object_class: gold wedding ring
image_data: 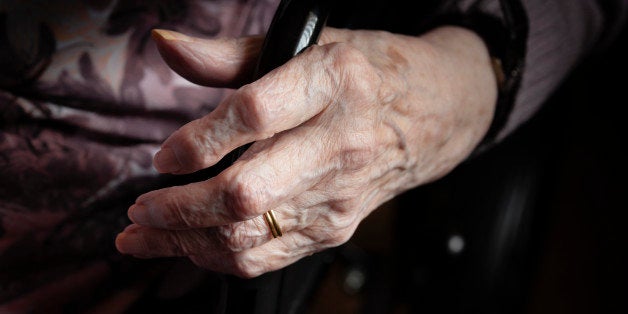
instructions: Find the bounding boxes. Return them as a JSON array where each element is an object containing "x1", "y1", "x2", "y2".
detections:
[{"x1": 264, "y1": 210, "x2": 282, "y2": 238}]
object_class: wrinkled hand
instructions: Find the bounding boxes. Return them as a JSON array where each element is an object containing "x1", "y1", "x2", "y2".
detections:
[{"x1": 115, "y1": 26, "x2": 497, "y2": 277}]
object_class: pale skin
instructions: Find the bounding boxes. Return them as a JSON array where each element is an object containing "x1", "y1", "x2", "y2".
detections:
[{"x1": 115, "y1": 26, "x2": 497, "y2": 278}]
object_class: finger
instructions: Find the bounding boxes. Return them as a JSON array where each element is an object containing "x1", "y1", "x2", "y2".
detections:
[
  {"x1": 115, "y1": 224, "x2": 222, "y2": 258},
  {"x1": 131, "y1": 125, "x2": 333, "y2": 229},
  {"x1": 189, "y1": 231, "x2": 340, "y2": 278},
  {"x1": 115, "y1": 224, "x2": 214, "y2": 258},
  {"x1": 116, "y1": 229, "x2": 319, "y2": 278},
  {"x1": 152, "y1": 42, "x2": 340, "y2": 174},
  {"x1": 150, "y1": 27, "x2": 349, "y2": 88},
  {"x1": 117, "y1": 204, "x2": 316, "y2": 257},
  {"x1": 151, "y1": 29, "x2": 263, "y2": 88},
  {"x1": 114, "y1": 222, "x2": 265, "y2": 258},
  {"x1": 208, "y1": 209, "x2": 362, "y2": 278}
]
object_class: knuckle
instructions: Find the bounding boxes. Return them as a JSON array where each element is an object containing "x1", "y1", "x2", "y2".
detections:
[
  {"x1": 328, "y1": 43, "x2": 376, "y2": 91},
  {"x1": 323, "y1": 44, "x2": 380, "y2": 111},
  {"x1": 172, "y1": 125, "x2": 214, "y2": 168},
  {"x1": 314, "y1": 211, "x2": 358, "y2": 247},
  {"x1": 223, "y1": 173, "x2": 269, "y2": 220},
  {"x1": 329, "y1": 42, "x2": 369, "y2": 70},
  {"x1": 215, "y1": 222, "x2": 258, "y2": 252},
  {"x1": 233, "y1": 86, "x2": 273, "y2": 136}
]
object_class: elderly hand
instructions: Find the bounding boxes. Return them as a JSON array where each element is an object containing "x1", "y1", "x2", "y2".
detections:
[{"x1": 115, "y1": 26, "x2": 497, "y2": 277}]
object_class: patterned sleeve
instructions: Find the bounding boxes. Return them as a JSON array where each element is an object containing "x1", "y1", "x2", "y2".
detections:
[{"x1": 0, "y1": 0, "x2": 279, "y2": 312}]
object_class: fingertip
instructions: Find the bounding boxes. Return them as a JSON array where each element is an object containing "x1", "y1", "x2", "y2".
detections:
[
  {"x1": 151, "y1": 29, "x2": 194, "y2": 43},
  {"x1": 128, "y1": 204, "x2": 150, "y2": 225},
  {"x1": 151, "y1": 29, "x2": 261, "y2": 87},
  {"x1": 128, "y1": 197, "x2": 171, "y2": 229},
  {"x1": 115, "y1": 225, "x2": 145, "y2": 255},
  {"x1": 115, "y1": 228, "x2": 131, "y2": 254},
  {"x1": 114, "y1": 234, "x2": 125, "y2": 253},
  {"x1": 153, "y1": 147, "x2": 182, "y2": 174},
  {"x1": 135, "y1": 190, "x2": 159, "y2": 204},
  {"x1": 150, "y1": 29, "x2": 203, "y2": 85}
]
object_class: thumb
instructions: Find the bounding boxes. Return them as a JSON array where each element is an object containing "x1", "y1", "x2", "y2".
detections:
[{"x1": 151, "y1": 29, "x2": 264, "y2": 88}]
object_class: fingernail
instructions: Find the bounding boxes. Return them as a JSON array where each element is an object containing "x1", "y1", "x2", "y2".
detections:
[
  {"x1": 153, "y1": 147, "x2": 181, "y2": 173},
  {"x1": 128, "y1": 204, "x2": 151, "y2": 225},
  {"x1": 151, "y1": 29, "x2": 194, "y2": 43}
]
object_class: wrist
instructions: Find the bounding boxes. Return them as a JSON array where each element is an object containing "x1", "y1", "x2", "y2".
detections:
[
  {"x1": 421, "y1": 26, "x2": 498, "y2": 153},
  {"x1": 390, "y1": 26, "x2": 499, "y2": 186}
]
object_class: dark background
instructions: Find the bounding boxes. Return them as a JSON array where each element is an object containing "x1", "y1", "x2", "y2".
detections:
[{"x1": 305, "y1": 22, "x2": 628, "y2": 314}]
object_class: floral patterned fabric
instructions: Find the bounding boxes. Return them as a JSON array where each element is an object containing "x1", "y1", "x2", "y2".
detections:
[{"x1": 0, "y1": 0, "x2": 278, "y2": 312}]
